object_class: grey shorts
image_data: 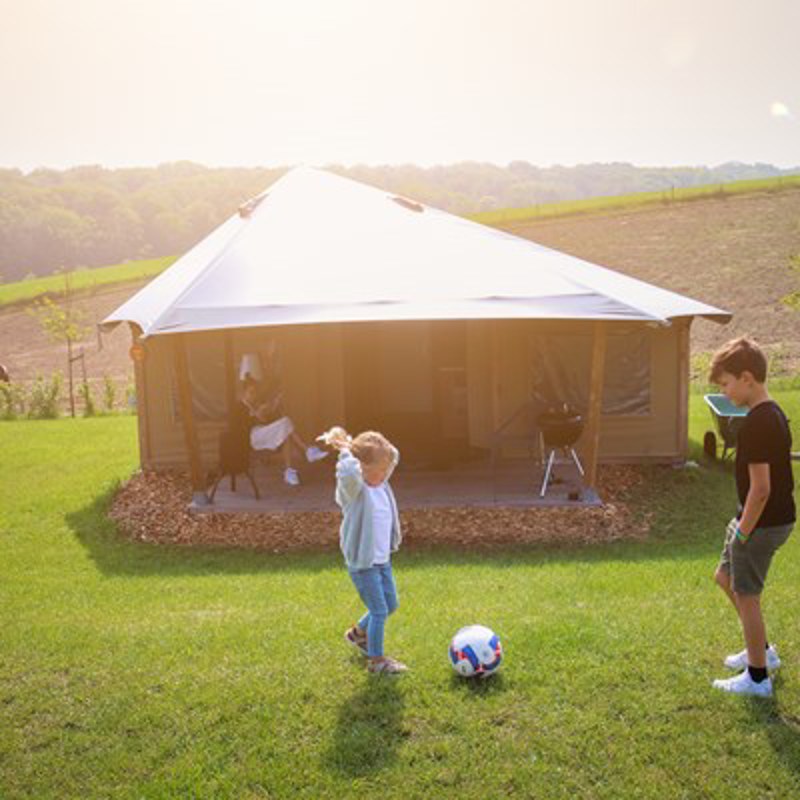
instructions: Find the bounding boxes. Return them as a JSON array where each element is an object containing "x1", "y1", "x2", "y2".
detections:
[{"x1": 718, "y1": 519, "x2": 793, "y2": 595}]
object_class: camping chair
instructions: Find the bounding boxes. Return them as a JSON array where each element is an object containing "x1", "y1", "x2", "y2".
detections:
[{"x1": 208, "y1": 428, "x2": 260, "y2": 502}]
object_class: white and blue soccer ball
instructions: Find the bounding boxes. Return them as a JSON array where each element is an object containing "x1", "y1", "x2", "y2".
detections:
[{"x1": 448, "y1": 625, "x2": 503, "y2": 678}]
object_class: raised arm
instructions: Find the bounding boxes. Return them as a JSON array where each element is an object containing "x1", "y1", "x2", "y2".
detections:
[{"x1": 335, "y1": 448, "x2": 364, "y2": 507}]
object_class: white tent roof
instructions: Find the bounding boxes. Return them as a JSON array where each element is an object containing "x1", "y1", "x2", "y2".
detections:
[{"x1": 103, "y1": 166, "x2": 730, "y2": 337}]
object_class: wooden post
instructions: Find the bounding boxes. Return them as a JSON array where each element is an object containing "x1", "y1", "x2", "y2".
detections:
[
  {"x1": 676, "y1": 318, "x2": 691, "y2": 461},
  {"x1": 224, "y1": 331, "x2": 236, "y2": 416},
  {"x1": 583, "y1": 321, "x2": 607, "y2": 489},
  {"x1": 130, "y1": 325, "x2": 152, "y2": 467},
  {"x1": 174, "y1": 334, "x2": 207, "y2": 501},
  {"x1": 67, "y1": 337, "x2": 75, "y2": 417},
  {"x1": 490, "y1": 321, "x2": 503, "y2": 446}
]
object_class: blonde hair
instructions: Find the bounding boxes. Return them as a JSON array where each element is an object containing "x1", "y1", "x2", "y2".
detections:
[
  {"x1": 351, "y1": 430, "x2": 394, "y2": 465},
  {"x1": 320, "y1": 425, "x2": 393, "y2": 464}
]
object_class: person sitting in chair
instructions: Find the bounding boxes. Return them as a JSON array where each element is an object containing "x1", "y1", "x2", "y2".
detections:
[{"x1": 236, "y1": 377, "x2": 327, "y2": 486}]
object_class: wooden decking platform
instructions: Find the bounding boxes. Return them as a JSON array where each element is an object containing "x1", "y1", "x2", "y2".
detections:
[{"x1": 193, "y1": 456, "x2": 601, "y2": 514}]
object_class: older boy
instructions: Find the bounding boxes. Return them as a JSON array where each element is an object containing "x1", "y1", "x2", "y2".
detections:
[{"x1": 709, "y1": 337, "x2": 795, "y2": 697}]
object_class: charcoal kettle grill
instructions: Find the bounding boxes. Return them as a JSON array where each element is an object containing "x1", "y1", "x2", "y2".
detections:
[{"x1": 537, "y1": 405, "x2": 585, "y2": 497}]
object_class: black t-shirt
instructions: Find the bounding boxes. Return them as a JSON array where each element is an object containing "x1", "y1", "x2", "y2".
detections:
[{"x1": 735, "y1": 400, "x2": 795, "y2": 527}]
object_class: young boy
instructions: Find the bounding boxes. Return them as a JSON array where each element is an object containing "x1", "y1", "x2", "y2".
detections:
[{"x1": 710, "y1": 337, "x2": 795, "y2": 697}]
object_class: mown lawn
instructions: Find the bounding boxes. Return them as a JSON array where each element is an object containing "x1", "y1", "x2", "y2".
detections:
[{"x1": 1, "y1": 399, "x2": 799, "y2": 798}]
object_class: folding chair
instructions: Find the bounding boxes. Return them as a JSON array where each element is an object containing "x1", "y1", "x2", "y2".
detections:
[{"x1": 209, "y1": 428, "x2": 260, "y2": 502}]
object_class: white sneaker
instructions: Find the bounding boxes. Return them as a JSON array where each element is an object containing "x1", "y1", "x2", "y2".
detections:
[
  {"x1": 712, "y1": 671, "x2": 773, "y2": 697},
  {"x1": 305, "y1": 445, "x2": 329, "y2": 463},
  {"x1": 724, "y1": 644, "x2": 781, "y2": 672},
  {"x1": 283, "y1": 467, "x2": 300, "y2": 486}
]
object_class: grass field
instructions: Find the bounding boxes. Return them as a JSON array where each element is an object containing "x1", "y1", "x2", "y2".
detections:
[
  {"x1": 470, "y1": 173, "x2": 800, "y2": 227},
  {"x1": 2, "y1": 398, "x2": 800, "y2": 798},
  {"x1": 0, "y1": 256, "x2": 176, "y2": 308}
]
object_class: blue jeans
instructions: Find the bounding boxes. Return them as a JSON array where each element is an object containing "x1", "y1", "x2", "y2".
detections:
[{"x1": 348, "y1": 562, "x2": 399, "y2": 657}]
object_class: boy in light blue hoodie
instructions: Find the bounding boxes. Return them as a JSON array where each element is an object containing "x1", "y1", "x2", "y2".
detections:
[{"x1": 320, "y1": 426, "x2": 407, "y2": 674}]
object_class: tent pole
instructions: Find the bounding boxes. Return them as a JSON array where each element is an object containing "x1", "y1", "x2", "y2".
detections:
[
  {"x1": 174, "y1": 334, "x2": 208, "y2": 504},
  {"x1": 583, "y1": 321, "x2": 607, "y2": 489}
]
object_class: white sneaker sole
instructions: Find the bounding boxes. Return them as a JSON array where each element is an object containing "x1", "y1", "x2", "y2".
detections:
[{"x1": 712, "y1": 675, "x2": 773, "y2": 697}]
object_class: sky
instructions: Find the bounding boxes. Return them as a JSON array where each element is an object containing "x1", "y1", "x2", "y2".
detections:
[{"x1": 1, "y1": 0, "x2": 798, "y2": 172}]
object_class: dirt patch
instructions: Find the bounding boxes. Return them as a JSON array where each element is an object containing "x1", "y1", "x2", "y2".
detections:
[
  {"x1": 109, "y1": 465, "x2": 650, "y2": 552},
  {"x1": 0, "y1": 282, "x2": 144, "y2": 388},
  {"x1": 503, "y1": 188, "x2": 800, "y2": 369}
]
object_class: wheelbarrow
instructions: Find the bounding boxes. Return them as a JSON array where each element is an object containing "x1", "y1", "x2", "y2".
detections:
[{"x1": 703, "y1": 393, "x2": 747, "y2": 460}]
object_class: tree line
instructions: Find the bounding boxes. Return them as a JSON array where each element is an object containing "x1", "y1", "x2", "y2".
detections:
[{"x1": 0, "y1": 159, "x2": 796, "y2": 282}]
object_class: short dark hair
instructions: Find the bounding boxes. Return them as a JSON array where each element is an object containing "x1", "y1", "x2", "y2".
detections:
[{"x1": 709, "y1": 337, "x2": 767, "y2": 383}]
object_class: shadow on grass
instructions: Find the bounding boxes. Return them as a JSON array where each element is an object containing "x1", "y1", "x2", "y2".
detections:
[
  {"x1": 748, "y1": 692, "x2": 800, "y2": 782},
  {"x1": 449, "y1": 671, "x2": 507, "y2": 696},
  {"x1": 65, "y1": 458, "x2": 738, "y2": 578},
  {"x1": 324, "y1": 677, "x2": 405, "y2": 777},
  {"x1": 64, "y1": 484, "x2": 337, "y2": 578}
]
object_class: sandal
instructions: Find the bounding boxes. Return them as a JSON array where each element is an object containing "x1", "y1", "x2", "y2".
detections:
[
  {"x1": 344, "y1": 625, "x2": 368, "y2": 656},
  {"x1": 367, "y1": 657, "x2": 408, "y2": 674}
]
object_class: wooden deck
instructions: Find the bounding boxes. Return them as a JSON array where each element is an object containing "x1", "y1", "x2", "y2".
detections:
[{"x1": 193, "y1": 456, "x2": 602, "y2": 514}]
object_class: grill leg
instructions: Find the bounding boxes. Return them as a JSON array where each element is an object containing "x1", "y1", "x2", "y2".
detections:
[
  {"x1": 540, "y1": 449, "x2": 556, "y2": 497},
  {"x1": 569, "y1": 447, "x2": 585, "y2": 476}
]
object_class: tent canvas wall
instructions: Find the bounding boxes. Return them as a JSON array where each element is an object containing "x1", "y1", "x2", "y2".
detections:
[
  {"x1": 104, "y1": 167, "x2": 729, "y2": 490},
  {"x1": 128, "y1": 317, "x2": 689, "y2": 465}
]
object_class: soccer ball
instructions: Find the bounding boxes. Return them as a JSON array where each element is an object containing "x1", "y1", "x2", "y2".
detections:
[{"x1": 448, "y1": 625, "x2": 502, "y2": 678}]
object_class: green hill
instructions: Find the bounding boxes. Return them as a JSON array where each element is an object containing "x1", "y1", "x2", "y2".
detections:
[{"x1": 0, "y1": 256, "x2": 176, "y2": 308}]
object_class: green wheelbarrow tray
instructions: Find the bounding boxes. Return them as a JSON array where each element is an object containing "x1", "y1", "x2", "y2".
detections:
[{"x1": 703, "y1": 393, "x2": 748, "y2": 460}]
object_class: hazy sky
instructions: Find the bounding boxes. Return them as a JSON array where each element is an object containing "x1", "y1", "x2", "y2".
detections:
[{"x1": 1, "y1": 0, "x2": 798, "y2": 171}]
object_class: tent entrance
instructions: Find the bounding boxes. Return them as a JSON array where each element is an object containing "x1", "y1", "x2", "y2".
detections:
[{"x1": 342, "y1": 321, "x2": 469, "y2": 465}]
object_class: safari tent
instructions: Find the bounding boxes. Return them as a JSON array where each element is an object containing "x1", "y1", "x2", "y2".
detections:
[{"x1": 102, "y1": 167, "x2": 730, "y2": 497}]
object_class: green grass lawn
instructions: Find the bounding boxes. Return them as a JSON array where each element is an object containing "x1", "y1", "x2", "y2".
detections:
[
  {"x1": 0, "y1": 256, "x2": 176, "y2": 308},
  {"x1": 2, "y1": 400, "x2": 800, "y2": 798}
]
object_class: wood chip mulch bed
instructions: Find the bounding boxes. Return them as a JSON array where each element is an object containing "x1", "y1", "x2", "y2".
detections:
[{"x1": 109, "y1": 465, "x2": 653, "y2": 552}]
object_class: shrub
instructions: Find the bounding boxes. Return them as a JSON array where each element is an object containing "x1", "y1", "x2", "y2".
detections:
[
  {"x1": 79, "y1": 379, "x2": 96, "y2": 417},
  {"x1": 0, "y1": 381, "x2": 26, "y2": 420},
  {"x1": 102, "y1": 374, "x2": 116, "y2": 412},
  {"x1": 690, "y1": 351, "x2": 712, "y2": 389},
  {"x1": 27, "y1": 372, "x2": 62, "y2": 419}
]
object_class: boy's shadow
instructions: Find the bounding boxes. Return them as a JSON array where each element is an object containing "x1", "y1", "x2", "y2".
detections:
[
  {"x1": 748, "y1": 692, "x2": 800, "y2": 781},
  {"x1": 324, "y1": 675, "x2": 406, "y2": 777}
]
